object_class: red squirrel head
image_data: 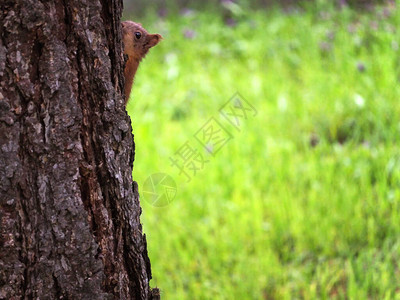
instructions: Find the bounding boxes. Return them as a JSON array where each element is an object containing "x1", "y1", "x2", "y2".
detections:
[
  {"x1": 122, "y1": 21, "x2": 162, "y2": 61},
  {"x1": 122, "y1": 21, "x2": 161, "y2": 103}
]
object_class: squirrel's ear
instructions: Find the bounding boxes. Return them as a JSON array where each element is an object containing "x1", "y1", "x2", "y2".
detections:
[{"x1": 147, "y1": 34, "x2": 162, "y2": 48}]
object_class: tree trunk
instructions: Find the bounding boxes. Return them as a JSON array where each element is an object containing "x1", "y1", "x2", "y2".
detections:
[{"x1": 0, "y1": 1, "x2": 157, "y2": 299}]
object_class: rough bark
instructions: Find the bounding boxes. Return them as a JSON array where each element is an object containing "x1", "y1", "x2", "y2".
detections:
[{"x1": 0, "y1": 0, "x2": 156, "y2": 299}]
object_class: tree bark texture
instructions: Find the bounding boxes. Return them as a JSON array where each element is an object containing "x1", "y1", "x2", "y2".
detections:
[{"x1": 0, "y1": 1, "x2": 156, "y2": 299}]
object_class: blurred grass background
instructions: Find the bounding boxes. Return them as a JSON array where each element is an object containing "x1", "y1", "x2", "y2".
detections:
[{"x1": 123, "y1": 0, "x2": 400, "y2": 299}]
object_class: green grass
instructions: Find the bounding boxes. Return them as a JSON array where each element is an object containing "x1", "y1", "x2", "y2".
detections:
[{"x1": 125, "y1": 2, "x2": 400, "y2": 299}]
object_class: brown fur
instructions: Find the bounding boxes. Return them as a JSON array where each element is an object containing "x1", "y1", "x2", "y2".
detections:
[{"x1": 122, "y1": 21, "x2": 162, "y2": 104}]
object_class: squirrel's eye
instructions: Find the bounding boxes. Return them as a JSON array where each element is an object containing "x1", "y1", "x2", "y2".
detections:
[{"x1": 135, "y1": 32, "x2": 142, "y2": 39}]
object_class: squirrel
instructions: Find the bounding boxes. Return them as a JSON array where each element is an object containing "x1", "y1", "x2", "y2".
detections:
[{"x1": 122, "y1": 21, "x2": 162, "y2": 103}]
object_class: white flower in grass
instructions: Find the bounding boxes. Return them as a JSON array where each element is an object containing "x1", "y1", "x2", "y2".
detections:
[
  {"x1": 277, "y1": 94, "x2": 288, "y2": 112},
  {"x1": 354, "y1": 94, "x2": 365, "y2": 108}
]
